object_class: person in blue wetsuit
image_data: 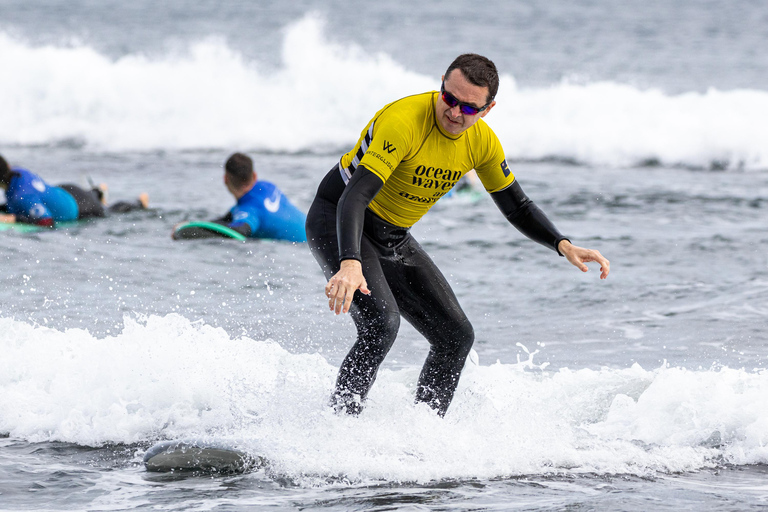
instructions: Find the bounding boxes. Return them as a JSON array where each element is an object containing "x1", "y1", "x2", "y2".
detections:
[
  {"x1": 175, "y1": 153, "x2": 306, "y2": 242},
  {"x1": 218, "y1": 153, "x2": 306, "y2": 242},
  {"x1": 0, "y1": 154, "x2": 148, "y2": 227}
]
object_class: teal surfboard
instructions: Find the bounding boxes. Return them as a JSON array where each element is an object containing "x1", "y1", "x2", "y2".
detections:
[
  {"x1": 0, "y1": 223, "x2": 45, "y2": 233},
  {"x1": 172, "y1": 221, "x2": 247, "y2": 241},
  {"x1": 0, "y1": 221, "x2": 82, "y2": 233}
]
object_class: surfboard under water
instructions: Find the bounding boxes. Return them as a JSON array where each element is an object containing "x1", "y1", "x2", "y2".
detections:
[
  {"x1": 0, "y1": 223, "x2": 46, "y2": 233},
  {"x1": 143, "y1": 439, "x2": 264, "y2": 473},
  {"x1": 172, "y1": 221, "x2": 247, "y2": 241},
  {"x1": 0, "y1": 221, "x2": 79, "y2": 233}
]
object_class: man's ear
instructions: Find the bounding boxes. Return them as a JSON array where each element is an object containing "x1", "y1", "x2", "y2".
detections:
[{"x1": 480, "y1": 100, "x2": 496, "y2": 118}]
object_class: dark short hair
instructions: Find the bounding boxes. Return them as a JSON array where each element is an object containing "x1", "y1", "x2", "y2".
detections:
[
  {"x1": 0, "y1": 154, "x2": 11, "y2": 184},
  {"x1": 445, "y1": 54, "x2": 499, "y2": 104},
  {"x1": 224, "y1": 152, "x2": 254, "y2": 188}
]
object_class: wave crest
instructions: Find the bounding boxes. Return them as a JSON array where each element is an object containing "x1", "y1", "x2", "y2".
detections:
[{"x1": 1, "y1": 15, "x2": 766, "y2": 170}]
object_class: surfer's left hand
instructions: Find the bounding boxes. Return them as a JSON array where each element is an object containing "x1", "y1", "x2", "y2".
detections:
[{"x1": 558, "y1": 240, "x2": 610, "y2": 279}]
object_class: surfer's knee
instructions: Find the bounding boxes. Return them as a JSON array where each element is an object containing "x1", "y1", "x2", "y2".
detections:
[
  {"x1": 432, "y1": 318, "x2": 474, "y2": 357},
  {"x1": 454, "y1": 319, "x2": 474, "y2": 352},
  {"x1": 357, "y1": 308, "x2": 400, "y2": 353}
]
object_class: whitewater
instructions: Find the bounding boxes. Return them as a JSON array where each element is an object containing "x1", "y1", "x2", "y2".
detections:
[
  {"x1": 2, "y1": 314, "x2": 767, "y2": 485},
  {"x1": 1, "y1": 17, "x2": 767, "y2": 169}
]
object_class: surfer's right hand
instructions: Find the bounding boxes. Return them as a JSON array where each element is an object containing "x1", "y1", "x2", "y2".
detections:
[{"x1": 325, "y1": 259, "x2": 370, "y2": 315}]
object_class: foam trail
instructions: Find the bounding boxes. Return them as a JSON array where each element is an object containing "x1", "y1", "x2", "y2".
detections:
[
  {"x1": 2, "y1": 315, "x2": 768, "y2": 484},
  {"x1": 1, "y1": 14, "x2": 767, "y2": 169}
]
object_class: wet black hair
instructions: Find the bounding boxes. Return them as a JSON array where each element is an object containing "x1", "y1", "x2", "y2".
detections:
[
  {"x1": 0, "y1": 154, "x2": 11, "y2": 185},
  {"x1": 445, "y1": 53, "x2": 499, "y2": 105},
  {"x1": 224, "y1": 152, "x2": 255, "y2": 189}
]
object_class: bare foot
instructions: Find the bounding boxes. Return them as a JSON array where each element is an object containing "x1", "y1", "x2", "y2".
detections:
[
  {"x1": 97, "y1": 183, "x2": 109, "y2": 205},
  {"x1": 138, "y1": 192, "x2": 149, "y2": 209}
]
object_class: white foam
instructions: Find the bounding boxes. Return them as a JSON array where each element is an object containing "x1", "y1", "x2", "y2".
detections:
[
  {"x1": 495, "y1": 79, "x2": 768, "y2": 169},
  {"x1": 0, "y1": 15, "x2": 431, "y2": 153},
  {"x1": 2, "y1": 314, "x2": 767, "y2": 484},
  {"x1": 1, "y1": 15, "x2": 767, "y2": 169}
]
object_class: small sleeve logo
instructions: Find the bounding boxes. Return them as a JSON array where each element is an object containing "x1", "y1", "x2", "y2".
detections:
[
  {"x1": 30, "y1": 204, "x2": 47, "y2": 218},
  {"x1": 500, "y1": 159, "x2": 510, "y2": 177},
  {"x1": 264, "y1": 194, "x2": 281, "y2": 213}
]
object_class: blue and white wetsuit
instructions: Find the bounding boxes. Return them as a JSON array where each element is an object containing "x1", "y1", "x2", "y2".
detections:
[
  {"x1": 3, "y1": 168, "x2": 78, "y2": 225},
  {"x1": 225, "y1": 181, "x2": 307, "y2": 242}
]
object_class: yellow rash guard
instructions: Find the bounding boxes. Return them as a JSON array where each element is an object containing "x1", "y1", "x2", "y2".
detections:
[{"x1": 339, "y1": 91, "x2": 515, "y2": 228}]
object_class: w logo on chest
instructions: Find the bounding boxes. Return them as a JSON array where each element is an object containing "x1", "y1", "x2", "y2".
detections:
[{"x1": 382, "y1": 141, "x2": 397, "y2": 154}]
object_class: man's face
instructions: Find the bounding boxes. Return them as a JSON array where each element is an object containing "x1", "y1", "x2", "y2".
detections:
[{"x1": 436, "y1": 69, "x2": 496, "y2": 135}]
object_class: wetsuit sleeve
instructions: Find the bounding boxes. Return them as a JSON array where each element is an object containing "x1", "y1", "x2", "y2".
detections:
[
  {"x1": 16, "y1": 201, "x2": 54, "y2": 226},
  {"x1": 212, "y1": 211, "x2": 254, "y2": 237},
  {"x1": 212, "y1": 212, "x2": 233, "y2": 224},
  {"x1": 229, "y1": 219, "x2": 257, "y2": 237},
  {"x1": 227, "y1": 223, "x2": 251, "y2": 237},
  {"x1": 337, "y1": 165, "x2": 384, "y2": 262},
  {"x1": 491, "y1": 180, "x2": 570, "y2": 255}
]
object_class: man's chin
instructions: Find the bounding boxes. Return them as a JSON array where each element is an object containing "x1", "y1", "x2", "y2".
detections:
[{"x1": 440, "y1": 117, "x2": 463, "y2": 134}]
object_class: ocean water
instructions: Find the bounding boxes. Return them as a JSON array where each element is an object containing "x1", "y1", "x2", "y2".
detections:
[{"x1": 1, "y1": 1, "x2": 768, "y2": 510}]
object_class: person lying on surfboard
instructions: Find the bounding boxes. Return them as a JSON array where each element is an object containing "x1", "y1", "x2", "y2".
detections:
[
  {"x1": 0, "y1": 154, "x2": 148, "y2": 227},
  {"x1": 173, "y1": 152, "x2": 307, "y2": 242}
]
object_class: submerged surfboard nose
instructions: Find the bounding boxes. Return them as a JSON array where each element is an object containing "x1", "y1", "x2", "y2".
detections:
[{"x1": 143, "y1": 439, "x2": 263, "y2": 473}]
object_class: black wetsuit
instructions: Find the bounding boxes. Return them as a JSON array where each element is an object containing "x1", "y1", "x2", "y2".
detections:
[
  {"x1": 307, "y1": 164, "x2": 567, "y2": 416},
  {"x1": 58, "y1": 184, "x2": 106, "y2": 219},
  {"x1": 59, "y1": 184, "x2": 144, "y2": 218}
]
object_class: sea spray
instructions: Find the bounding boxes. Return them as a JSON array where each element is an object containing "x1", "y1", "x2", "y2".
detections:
[{"x1": 1, "y1": 314, "x2": 767, "y2": 483}]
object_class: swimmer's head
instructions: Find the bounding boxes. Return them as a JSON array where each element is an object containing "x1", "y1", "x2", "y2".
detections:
[{"x1": 224, "y1": 152, "x2": 257, "y2": 197}]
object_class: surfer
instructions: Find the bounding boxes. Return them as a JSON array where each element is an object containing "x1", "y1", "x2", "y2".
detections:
[
  {"x1": 175, "y1": 152, "x2": 306, "y2": 242},
  {"x1": 306, "y1": 54, "x2": 610, "y2": 417},
  {"x1": 0, "y1": 154, "x2": 148, "y2": 227}
]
